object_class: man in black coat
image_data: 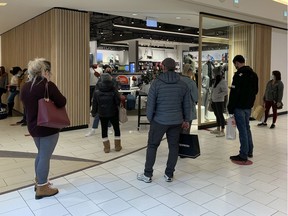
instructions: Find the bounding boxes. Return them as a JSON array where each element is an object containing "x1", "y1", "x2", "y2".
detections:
[{"x1": 228, "y1": 55, "x2": 258, "y2": 162}]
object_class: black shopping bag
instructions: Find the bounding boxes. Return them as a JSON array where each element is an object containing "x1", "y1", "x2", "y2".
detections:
[{"x1": 178, "y1": 133, "x2": 200, "y2": 159}]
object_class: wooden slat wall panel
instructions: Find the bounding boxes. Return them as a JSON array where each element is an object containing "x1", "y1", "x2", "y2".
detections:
[
  {"x1": 1, "y1": 8, "x2": 90, "y2": 127},
  {"x1": 253, "y1": 24, "x2": 272, "y2": 107},
  {"x1": 51, "y1": 9, "x2": 90, "y2": 127},
  {"x1": 227, "y1": 24, "x2": 253, "y2": 101},
  {"x1": 1, "y1": 12, "x2": 52, "y2": 111}
]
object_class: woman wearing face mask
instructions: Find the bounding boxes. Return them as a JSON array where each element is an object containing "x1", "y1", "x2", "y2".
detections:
[{"x1": 258, "y1": 70, "x2": 284, "y2": 129}]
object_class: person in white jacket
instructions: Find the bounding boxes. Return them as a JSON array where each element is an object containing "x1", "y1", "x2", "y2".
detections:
[{"x1": 210, "y1": 72, "x2": 228, "y2": 137}]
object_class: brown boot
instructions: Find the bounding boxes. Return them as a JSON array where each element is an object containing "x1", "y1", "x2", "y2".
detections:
[
  {"x1": 35, "y1": 183, "x2": 58, "y2": 200},
  {"x1": 103, "y1": 140, "x2": 110, "y2": 153},
  {"x1": 34, "y1": 177, "x2": 52, "y2": 191},
  {"x1": 115, "y1": 139, "x2": 122, "y2": 151}
]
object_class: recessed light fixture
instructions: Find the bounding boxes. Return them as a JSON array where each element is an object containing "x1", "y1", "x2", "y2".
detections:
[
  {"x1": 132, "y1": 13, "x2": 138, "y2": 16},
  {"x1": 273, "y1": 0, "x2": 288, "y2": 5},
  {"x1": 176, "y1": 17, "x2": 181, "y2": 19},
  {"x1": 0, "y1": 2, "x2": 7, "y2": 6}
]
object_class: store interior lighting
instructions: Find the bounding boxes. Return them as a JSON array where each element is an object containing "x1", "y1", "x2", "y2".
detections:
[
  {"x1": 273, "y1": 0, "x2": 288, "y2": 5},
  {"x1": 113, "y1": 24, "x2": 199, "y2": 37},
  {"x1": 113, "y1": 23, "x2": 228, "y2": 41}
]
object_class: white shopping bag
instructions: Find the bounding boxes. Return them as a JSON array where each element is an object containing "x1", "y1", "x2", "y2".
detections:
[{"x1": 226, "y1": 116, "x2": 236, "y2": 140}]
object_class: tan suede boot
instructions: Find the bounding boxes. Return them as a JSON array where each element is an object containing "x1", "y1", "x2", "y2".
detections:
[
  {"x1": 34, "y1": 177, "x2": 52, "y2": 191},
  {"x1": 115, "y1": 139, "x2": 122, "y2": 151},
  {"x1": 35, "y1": 183, "x2": 58, "y2": 200},
  {"x1": 103, "y1": 140, "x2": 110, "y2": 153}
]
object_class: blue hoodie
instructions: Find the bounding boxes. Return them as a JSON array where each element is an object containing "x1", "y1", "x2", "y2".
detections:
[{"x1": 146, "y1": 71, "x2": 191, "y2": 125}]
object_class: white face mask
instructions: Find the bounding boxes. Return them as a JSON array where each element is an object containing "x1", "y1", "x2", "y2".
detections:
[{"x1": 271, "y1": 75, "x2": 276, "y2": 80}]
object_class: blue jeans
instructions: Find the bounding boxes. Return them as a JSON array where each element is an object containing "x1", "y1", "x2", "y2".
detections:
[
  {"x1": 234, "y1": 108, "x2": 253, "y2": 159},
  {"x1": 92, "y1": 114, "x2": 100, "y2": 129},
  {"x1": 144, "y1": 120, "x2": 182, "y2": 178},
  {"x1": 7, "y1": 90, "x2": 19, "y2": 104},
  {"x1": 33, "y1": 133, "x2": 59, "y2": 184}
]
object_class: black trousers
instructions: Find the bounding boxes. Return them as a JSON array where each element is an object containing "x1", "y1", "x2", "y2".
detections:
[
  {"x1": 144, "y1": 120, "x2": 182, "y2": 178},
  {"x1": 212, "y1": 101, "x2": 225, "y2": 129},
  {"x1": 89, "y1": 86, "x2": 95, "y2": 107},
  {"x1": 100, "y1": 114, "x2": 120, "y2": 139}
]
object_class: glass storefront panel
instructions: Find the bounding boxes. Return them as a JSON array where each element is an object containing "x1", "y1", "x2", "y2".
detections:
[{"x1": 197, "y1": 14, "x2": 253, "y2": 128}]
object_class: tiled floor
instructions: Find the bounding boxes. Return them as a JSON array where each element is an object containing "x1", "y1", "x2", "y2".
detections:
[{"x1": 0, "y1": 114, "x2": 287, "y2": 216}]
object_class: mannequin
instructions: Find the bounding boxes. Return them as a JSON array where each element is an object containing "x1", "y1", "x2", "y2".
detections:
[{"x1": 201, "y1": 75, "x2": 210, "y2": 119}]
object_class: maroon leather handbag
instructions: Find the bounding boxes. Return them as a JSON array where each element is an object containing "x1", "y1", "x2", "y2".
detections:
[{"x1": 37, "y1": 83, "x2": 70, "y2": 129}]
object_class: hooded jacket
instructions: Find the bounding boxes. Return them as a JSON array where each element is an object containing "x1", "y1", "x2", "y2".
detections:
[
  {"x1": 180, "y1": 75, "x2": 198, "y2": 120},
  {"x1": 146, "y1": 71, "x2": 191, "y2": 125},
  {"x1": 92, "y1": 80, "x2": 120, "y2": 118},
  {"x1": 227, "y1": 66, "x2": 258, "y2": 114}
]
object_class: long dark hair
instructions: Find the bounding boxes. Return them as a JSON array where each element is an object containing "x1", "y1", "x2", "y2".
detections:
[
  {"x1": 214, "y1": 75, "x2": 222, "y2": 88},
  {"x1": 272, "y1": 70, "x2": 281, "y2": 81},
  {"x1": 0, "y1": 66, "x2": 5, "y2": 76}
]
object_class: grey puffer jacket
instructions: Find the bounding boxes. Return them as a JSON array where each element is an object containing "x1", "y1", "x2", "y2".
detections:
[
  {"x1": 146, "y1": 71, "x2": 191, "y2": 125},
  {"x1": 180, "y1": 75, "x2": 198, "y2": 120}
]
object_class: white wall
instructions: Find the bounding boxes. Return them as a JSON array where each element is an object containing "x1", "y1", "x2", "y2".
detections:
[{"x1": 271, "y1": 28, "x2": 287, "y2": 112}]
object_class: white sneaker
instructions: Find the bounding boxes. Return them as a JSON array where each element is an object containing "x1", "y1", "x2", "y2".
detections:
[
  {"x1": 216, "y1": 131, "x2": 225, "y2": 137},
  {"x1": 137, "y1": 173, "x2": 152, "y2": 183},
  {"x1": 85, "y1": 129, "x2": 96, "y2": 137},
  {"x1": 108, "y1": 129, "x2": 113, "y2": 134},
  {"x1": 210, "y1": 129, "x2": 220, "y2": 134}
]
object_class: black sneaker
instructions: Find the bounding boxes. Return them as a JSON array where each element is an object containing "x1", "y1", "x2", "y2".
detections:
[
  {"x1": 16, "y1": 119, "x2": 25, "y2": 124},
  {"x1": 164, "y1": 174, "x2": 173, "y2": 182},
  {"x1": 248, "y1": 153, "x2": 253, "y2": 158},
  {"x1": 257, "y1": 122, "x2": 267, "y2": 126},
  {"x1": 230, "y1": 155, "x2": 247, "y2": 162},
  {"x1": 270, "y1": 124, "x2": 275, "y2": 129},
  {"x1": 21, "y1": 122, "x2": 27, "y2": 126}
]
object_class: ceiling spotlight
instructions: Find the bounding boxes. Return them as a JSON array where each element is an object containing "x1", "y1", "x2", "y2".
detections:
[
  {"x1": 132, "y1": 13, "x2": 138, "y2": 16},
  {"x1": 0, "y1": 2, "x2": 7, "y2": 6}
]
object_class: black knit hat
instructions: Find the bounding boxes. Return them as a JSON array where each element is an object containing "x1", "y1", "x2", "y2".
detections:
[{"x1": 10, "y1": 66, "x2": 22, "y2": 75}]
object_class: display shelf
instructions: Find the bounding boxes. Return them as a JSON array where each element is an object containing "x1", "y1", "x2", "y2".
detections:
[{"x1": 137, "y1": 91, "x2": 149, "y2": 130}]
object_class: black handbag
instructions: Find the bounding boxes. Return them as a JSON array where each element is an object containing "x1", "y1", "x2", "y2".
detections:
[{"x1": 179, "y1": 133, "x2": 200, "y2": 159}]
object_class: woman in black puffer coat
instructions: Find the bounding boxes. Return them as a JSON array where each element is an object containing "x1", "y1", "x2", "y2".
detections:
[{"x1": 91, "y1": 73, "x2": 121, "y2": 153}]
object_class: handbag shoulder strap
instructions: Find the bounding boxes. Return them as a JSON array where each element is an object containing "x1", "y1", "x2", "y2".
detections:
[{"x1": 44, "y1": 82, "x2": 49, "y2": 100}]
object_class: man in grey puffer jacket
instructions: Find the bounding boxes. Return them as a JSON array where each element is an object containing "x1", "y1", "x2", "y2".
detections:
[{"x1": 137, "y1": 58, "x2": 191, "y2": 183}]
